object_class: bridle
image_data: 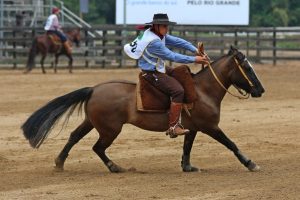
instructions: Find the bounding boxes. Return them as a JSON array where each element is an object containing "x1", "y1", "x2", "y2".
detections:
[{"x1": 207, "y1": 56, "x2": 254, "y2": 99}]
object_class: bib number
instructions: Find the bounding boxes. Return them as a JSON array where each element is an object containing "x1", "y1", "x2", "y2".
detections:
[{"x1": 130, "y1": 40, "x2": 137, "y2": 53}]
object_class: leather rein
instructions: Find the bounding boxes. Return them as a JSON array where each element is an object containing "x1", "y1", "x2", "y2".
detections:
[{"x1": 207, "y1": 57, "x2": 254, "y2": 99}]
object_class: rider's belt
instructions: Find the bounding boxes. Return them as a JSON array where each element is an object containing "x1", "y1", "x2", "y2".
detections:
[{"x1": 141, "y1": 70, "x2": 156, "y2": 75}]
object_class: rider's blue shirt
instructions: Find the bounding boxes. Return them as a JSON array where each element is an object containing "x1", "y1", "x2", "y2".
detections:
[{"x1": 138, "y1": 34, "x2": 197, "y2": 72}]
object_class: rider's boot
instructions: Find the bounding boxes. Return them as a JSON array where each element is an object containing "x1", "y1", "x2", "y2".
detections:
[
  {"x1": 63, "y1": 41, "x2": 72, "y2": 55},
  {"x1": 166, "y1": 102, "x2": 190, "y2": 138}
]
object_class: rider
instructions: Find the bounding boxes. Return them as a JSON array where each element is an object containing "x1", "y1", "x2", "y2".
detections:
[
  {"x1": 44, "y1": 7, "x2": 72, "y2": 54},
  {"x1": 124, "y1": 13, "x2": 209, "y2": 137}
]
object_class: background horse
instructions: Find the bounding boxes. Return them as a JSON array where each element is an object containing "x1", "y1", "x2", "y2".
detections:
[
  {"x1": 25, "y1": 28, "x2": 80, "y2": 74},
  {"x1": 21, "y1": 46, "x2": 265, "y2": 173}
]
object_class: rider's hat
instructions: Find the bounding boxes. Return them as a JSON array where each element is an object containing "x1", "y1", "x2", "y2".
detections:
[
  {"x1": 145, "y1": 13, "x2": 176, "y2": 25},
  {"x1": 52, "y1": 7, "x2": 60, "y2": 14}
]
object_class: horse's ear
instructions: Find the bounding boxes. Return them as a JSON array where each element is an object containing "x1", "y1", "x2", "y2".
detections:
[
  {"x1": 197, "y1": 42, "x2": 205, "y2": 55},
  {"x1": 231, "y1": 45, "x2": 238, "y2": 51},
  {"x1": 228, "y1": 45, "x2": 237, "y2": 55}
]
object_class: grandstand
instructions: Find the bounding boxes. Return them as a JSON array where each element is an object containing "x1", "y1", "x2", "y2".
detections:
[{"x1": 0, "y1": 0, "x2": 91, "y2": 28}]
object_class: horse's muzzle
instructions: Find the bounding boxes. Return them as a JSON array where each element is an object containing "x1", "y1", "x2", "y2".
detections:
[{"x1": 250, "y1": 86, "x2": 265, "y2": 98}]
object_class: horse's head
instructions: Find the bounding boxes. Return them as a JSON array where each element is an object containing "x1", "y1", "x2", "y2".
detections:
[
  {"x1": 67, "y1": 28, "x2": 81, "y2": 47},
  {"x1": 228, "y1": 46, "x2": 265, "y2": 97}
]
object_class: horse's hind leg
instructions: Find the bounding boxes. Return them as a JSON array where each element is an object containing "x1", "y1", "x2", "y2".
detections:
[
  {"x1": 204, "y1": 127, "x2": 260, "y2": 172},
  {"x1": 92, "y1": 126, "x2": 126, "y2": 173},
  {"x1": 54, "y1": 119, "x2": 93, "y2": 170}
]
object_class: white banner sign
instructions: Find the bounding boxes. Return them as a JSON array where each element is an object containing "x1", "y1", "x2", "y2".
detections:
[{"x1": 116, "y1": 0, "x2": 249, "y2": 25}]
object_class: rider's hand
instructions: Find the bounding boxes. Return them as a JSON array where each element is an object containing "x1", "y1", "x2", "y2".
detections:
[{"x1": 195, "y1": 55, "x2": 209, "y2": 65}]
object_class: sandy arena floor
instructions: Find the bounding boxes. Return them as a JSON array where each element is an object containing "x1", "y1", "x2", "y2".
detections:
[{"x1": 0, "y1": 63, "x2": 299, "y2": 200}]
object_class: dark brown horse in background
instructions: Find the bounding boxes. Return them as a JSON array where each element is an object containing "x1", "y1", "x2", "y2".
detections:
[
  {"x1": 21, "y1": 46, "x2": 265, "y2": 173},
  {"x1": 25, "y1": 28, "x2": 80, "y2": 74}
]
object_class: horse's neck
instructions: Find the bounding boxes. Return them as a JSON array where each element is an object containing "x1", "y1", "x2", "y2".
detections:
[
  {"x1": 194, "y1": 56, "x2": 234, "y2": 102},
  {"x1": 66, "y1": 32, "x2": 73, "y2": 42}
]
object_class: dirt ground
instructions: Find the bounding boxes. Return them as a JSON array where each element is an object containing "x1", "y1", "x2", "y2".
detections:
[{"x1": 0, "y1": 63, "x2": 299, "y2": 200}]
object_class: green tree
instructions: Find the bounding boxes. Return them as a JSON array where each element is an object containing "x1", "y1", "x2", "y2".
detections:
[
  {"x1": 61, "y1": 0, "x2": 115, "y2": 24},
  {"x1": 250, "y1": 0, "x2": 300, "y2": 27}
]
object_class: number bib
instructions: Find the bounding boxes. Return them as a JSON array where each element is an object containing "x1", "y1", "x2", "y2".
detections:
[{"x1": 124, "y1": 29, "x2": 163, "y2": 59}]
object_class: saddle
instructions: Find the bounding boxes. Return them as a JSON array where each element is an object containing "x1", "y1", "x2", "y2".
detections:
[
  {"x1": 136, "y1": 65, "x2": 197, "y2": 112},
  {"x1": 47, "y1": 33, "x2": 62, "y2": 45}
]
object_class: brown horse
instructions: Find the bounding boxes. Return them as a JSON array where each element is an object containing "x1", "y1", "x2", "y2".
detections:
[
  {"x1": 21, "y1": 46, "x2": 265, "y2": 173},
  {"x1": 25, "y1": 28, "x2": 80, "y2": 74}
]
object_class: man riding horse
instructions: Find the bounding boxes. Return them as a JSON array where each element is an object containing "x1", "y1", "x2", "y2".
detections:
[
  {"x1": 44, "y1": 7, "x2": 72, "y2": 55},
  {"x1": 124, "y1": 13, "x2": 210, "y2": 138}
]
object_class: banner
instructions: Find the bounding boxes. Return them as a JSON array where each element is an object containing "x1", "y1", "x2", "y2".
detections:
[{"x1": 116, "y1": 0, "x2": 249, "y2": 25}]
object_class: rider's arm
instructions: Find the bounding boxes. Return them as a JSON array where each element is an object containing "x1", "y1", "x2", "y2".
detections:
[
  {"x1": 165, "y1": 34, "x2": 197, "y2": 53},
  {"x1": 147, "y1": 39, "x2": 196, "y2": 63}
]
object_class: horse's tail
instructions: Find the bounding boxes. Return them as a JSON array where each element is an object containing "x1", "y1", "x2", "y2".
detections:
[
  {"x1": 26, "y1": 37, "x2": 38, "y2": 70},
  {"x1": 21, "y1": 87, "x2": 94, "y2": 148}
]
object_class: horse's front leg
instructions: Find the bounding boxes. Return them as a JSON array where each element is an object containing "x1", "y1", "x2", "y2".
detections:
[
  {"x1": 204, "y1": 127, "x2": 260, "y2": 172},
  {"x1": 67, "y1": 54, "x2": 73, "y2": 73},
  {"x1": 181, "y1": 130, "x2": 199, "y2": 172}
]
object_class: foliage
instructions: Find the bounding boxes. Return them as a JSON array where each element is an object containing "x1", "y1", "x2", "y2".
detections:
[
  {"x1": 60, "y1": 0, "x2": 115, "y2": 24},
  {"x1": 250, "y1": 0, "x2": 300, "y2": 26}
]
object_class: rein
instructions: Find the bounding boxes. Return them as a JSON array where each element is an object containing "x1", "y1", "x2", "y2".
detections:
[{"x1": 207, "y1": 57, "x2": 254, "y2": 99}]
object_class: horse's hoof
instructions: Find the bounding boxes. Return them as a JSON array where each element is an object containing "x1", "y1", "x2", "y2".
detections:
[
  {"x1": 53, "y1": 166, "x2": 64, "y2": 172},
  {"x1": 247, "y1": 161, "x2": 260, "y2": 172},
  {"x1": 107, "y1": 161, "x2": 126, "y2": 173},
  {"x1": 128, "y1": 167, "x2": 137, "y2": 172},
  {"x1": 54, "y1": 157, "x2": 65, "y2": 170},
  {"x1": 182, "y1": 165, "x2": 200, "y2": 172}
]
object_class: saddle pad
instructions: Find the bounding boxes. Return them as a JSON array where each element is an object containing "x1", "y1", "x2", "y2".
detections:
[{"x1": 136, "y1": 65, "x2": 197, "y2": 112}]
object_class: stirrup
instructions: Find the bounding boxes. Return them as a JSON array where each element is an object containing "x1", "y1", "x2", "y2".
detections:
[
  {"x1": 166, "y1": 127, "x2": 178, "y2": 138},
  {"x1": 166, "y1": 124, "x2": 189, "y2": 138}
]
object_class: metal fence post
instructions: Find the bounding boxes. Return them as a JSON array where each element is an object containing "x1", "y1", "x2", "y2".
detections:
[
  {"x1": 101, "y1": 30, "x2": 107, "y2": 68},
  {"x1": 13, "y1": 30, "x2": 17, "y2": 69},
  {"x1": 256, "y1": 31, "x2": 261, "y2": 63},
  {"x1": 246, "y1": 31, "x2": 249, "y2": 57},
  {"x1": 84, "y1": 28, "x2": 89, "y2": 68},
  {"x1": 273, "y1": 27, "x2": 277, "y2": 66},
  {"x1": 121, "y1": 0, "x2": 127, "y2": 68},
  {"x1": 0, "y1": 0, "x2": 3, "y2": 58},
  {"x1": 234, "y1": 28, "x2": 238, "y2": 47}
]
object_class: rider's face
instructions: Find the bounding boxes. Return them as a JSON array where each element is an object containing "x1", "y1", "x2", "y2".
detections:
[{"x1": 158, "y1": 24, "x2": 169, "y2": 35}]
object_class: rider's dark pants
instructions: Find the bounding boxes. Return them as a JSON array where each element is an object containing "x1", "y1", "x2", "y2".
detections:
[
  {"x1": 47, "y1": 30, "x2": 67, "y2": 42},
  {"x1": 141, "y1": 67, "x2": 184, "y2": 103}
]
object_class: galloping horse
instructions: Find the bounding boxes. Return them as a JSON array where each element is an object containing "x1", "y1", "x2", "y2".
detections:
[
  {"x1": 25, "y1": 28, "x2": 80, "y2": 74},
  {"x1": 21, "y1": 46, "x2": 265, "y2": 173}
]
